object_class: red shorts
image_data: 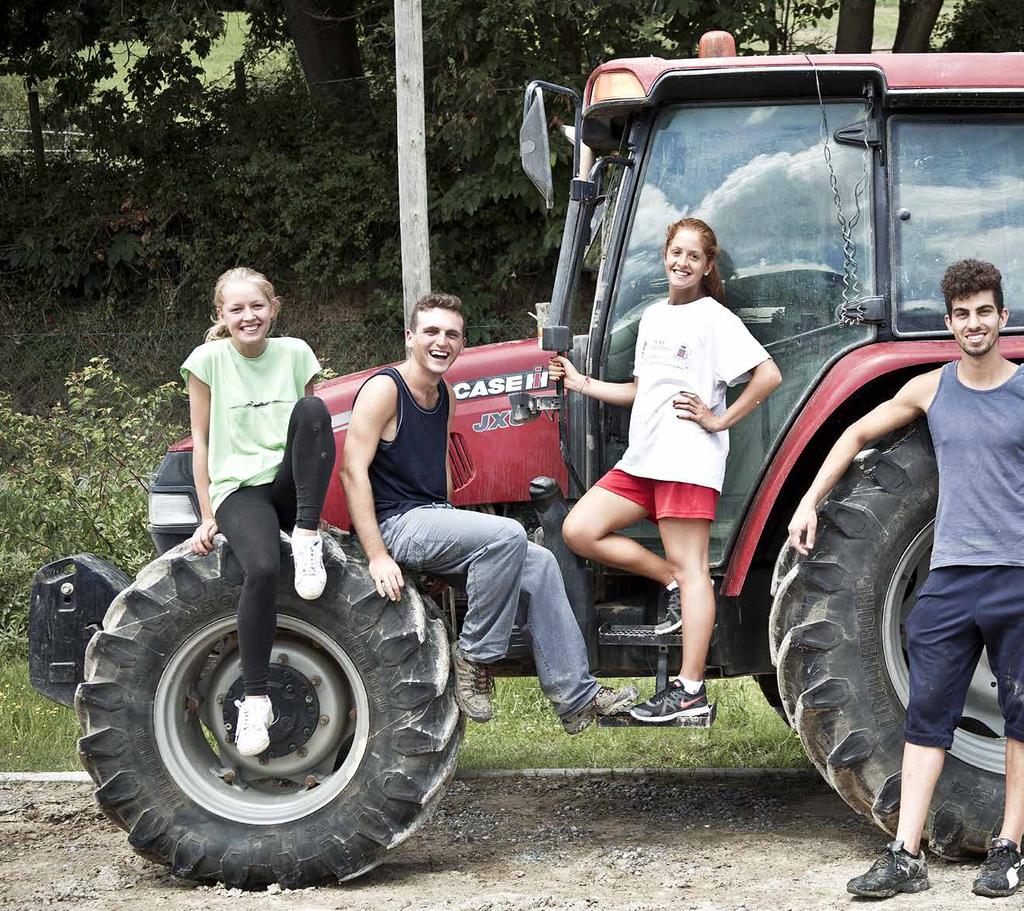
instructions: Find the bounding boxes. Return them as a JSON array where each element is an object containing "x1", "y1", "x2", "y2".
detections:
[{"x1": 595, "y1": 468, "x2": 718, "y2": 521}]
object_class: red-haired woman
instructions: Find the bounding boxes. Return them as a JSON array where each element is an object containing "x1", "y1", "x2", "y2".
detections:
[{"x1": 549, "y1": 218, "x2": 782, "y2": 723}]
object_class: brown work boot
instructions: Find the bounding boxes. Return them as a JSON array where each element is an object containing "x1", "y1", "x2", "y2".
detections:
[
  {"x1": 561, "y1": 684, "x2": 639, "y2": 735},
  {"x1": 453, "y1": 647, "x2": 493, "y2": 722}
]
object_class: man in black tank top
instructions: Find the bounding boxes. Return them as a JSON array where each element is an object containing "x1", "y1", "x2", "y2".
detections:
[
  {"x1": 789, "y1": 261, "x2": 1024, "y2": 899},
  {"x1": 342, "y1": 293, "x2": 636, "y2": 734}
]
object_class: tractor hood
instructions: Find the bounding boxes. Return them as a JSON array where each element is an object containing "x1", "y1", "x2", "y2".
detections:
[{"x1": 169, "y1": 336, "x2": 567, "y2": 526}]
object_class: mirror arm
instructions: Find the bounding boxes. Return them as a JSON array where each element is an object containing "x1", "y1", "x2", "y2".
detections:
[
  {"x1": 523, "y1": 80, "x2": 582, "y2": 176},
  {"x1": 588, "y1": 155, "x2": 633, "y2": 189}
]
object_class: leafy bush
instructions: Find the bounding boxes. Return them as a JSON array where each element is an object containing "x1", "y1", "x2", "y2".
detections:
[
  {"x1": 0, "y1": 65, "x2": 404, "y2": 320},
  {"x1": 0, "y1": 359, "x2": 185, "y2": 652},
  {"x1": 940, "y1": 0, "x2": 1024, "y2": 51},
  {"x1": 0, "y1": 1, "x2": 848, "y2": 338}
]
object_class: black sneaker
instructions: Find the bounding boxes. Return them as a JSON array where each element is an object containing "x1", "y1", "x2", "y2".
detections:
[
  {"x1": 847, "y1": 840, "x2": 929, "y2": 898},
  {"x1": 629, "y1": 679, "x2": 709, "y2": 723},
  {"x1": 973, "y1": 837, "x2": 1023, "y2": 897},
  {"x1": 654, "y1": 587, "x2": 681, "y2": 634}
]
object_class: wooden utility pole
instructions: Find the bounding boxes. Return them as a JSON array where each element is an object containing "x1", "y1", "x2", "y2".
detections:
[{"x1": 394, "y1": 0, "x2": 431, "y2": 327}]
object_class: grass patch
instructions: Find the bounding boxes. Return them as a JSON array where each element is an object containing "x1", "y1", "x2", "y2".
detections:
[
  {"x1": 95, "y1": 12, "x2": 290, "y2": 97},
  {"x1": 1, "y1": 13, "x2": 283, "y2": 102},
  {"x1": 0, "y1": 658, "x2": 81, "y2": 772},
  {"x1": 0, "y1": 658, "x2": 810, "y2": 773},
  {"x1": 873, "y1": 0, "x2": 902, "y2": 50},
  {"x1": 459, "y1": 676, "x2": 810, "y2": 770}
]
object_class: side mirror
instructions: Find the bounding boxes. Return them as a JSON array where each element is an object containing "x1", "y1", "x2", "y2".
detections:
[{"x1": 520, "y1": 85, "x2": 553, "y2": 209}]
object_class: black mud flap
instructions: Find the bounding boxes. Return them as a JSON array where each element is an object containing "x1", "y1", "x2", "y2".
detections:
[{"x1": 29, "y1": 555, "x2": 131, "y2": 708}]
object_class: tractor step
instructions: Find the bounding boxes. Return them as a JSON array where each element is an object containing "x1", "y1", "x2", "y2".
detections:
[
  {"x1": 596, "y1": 702, "x2": 717, "y2": 728},
  {"x1": 598, "y1": 623, "x2": 682, "y2": 647}
]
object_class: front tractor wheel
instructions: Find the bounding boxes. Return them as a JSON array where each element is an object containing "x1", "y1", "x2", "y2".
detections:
[
  {"x1": 75, "y1": 533, "x2": 462, "y2": 888},
  {"x1": 770, "y1": 421, "x2": 1006, "y2": 859}
]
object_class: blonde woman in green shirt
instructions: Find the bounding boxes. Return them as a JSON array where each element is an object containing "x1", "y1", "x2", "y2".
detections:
[{"x1": 181, "y1": 268, "x2": 335, "y2": 756}]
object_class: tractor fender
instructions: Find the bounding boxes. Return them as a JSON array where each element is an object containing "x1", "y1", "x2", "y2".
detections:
[{"x1": 722, "y1": 336, "x2": 1024, "y2": 597}]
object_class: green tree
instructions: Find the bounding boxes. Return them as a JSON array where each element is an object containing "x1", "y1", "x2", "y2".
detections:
[
  {"x1": 941, "y1": 0, "x2": 1024, "y2": 52},
  {"x1": 0, "y1": 0, "x2": 851, "y2": 325}
]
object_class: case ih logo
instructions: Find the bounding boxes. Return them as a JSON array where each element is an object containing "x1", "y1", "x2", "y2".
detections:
[{"x1": 452, "y1": 366, "x2": 549, "y2": 401}]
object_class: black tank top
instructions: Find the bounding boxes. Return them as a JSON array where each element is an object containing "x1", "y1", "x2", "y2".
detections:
[{"x1": 359, "y1": 367, "x2": 449, "y2": 523}]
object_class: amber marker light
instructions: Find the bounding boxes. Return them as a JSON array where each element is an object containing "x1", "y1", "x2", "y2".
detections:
[
  {"x1": 698, "y1": 30, "x2": 737, "y2": 58},
  {"x1": 590, "y1": 71, "x2": 645, "y2": 104}
]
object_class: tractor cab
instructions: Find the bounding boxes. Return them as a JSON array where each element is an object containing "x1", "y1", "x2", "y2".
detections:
[
  {"x1": 516, "y1": 34, "x2": 1024, "y2": 571},
  {"x1": 513, "y1": 32, "x2": 1024, "y2": 693}
]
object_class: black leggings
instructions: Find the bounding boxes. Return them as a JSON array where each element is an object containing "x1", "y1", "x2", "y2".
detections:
[{"x1": 215, "y1": 396, "x2": 336, "y2": 696}]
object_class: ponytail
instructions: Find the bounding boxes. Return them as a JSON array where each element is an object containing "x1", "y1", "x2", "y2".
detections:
[
  {"x1": 703, "y1": 260, "x2": 726, "y2": 304},
  {"x1": 205, "y1": 321, "x2": 232, "y2": 343}
]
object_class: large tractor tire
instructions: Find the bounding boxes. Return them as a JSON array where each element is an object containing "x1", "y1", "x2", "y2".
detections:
[
  {"x1": 770, "y1": 421, "x2": 1006, "y2": 859},
  {"x1": 75, "y1": 532, "x2": 462, "y2": 888}
]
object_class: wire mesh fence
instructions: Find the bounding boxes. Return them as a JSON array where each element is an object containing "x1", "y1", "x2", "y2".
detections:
[
  {"x1": 0, "y1": 93, "x2": 88, "y2": 160},
  {"x1": 0, "y1": 313, "x2": 541, "y2": 416}
]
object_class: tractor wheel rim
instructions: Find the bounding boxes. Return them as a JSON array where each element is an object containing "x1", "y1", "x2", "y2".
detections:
[
  {"x1": 154, "y1": 614, "x2": 370, "y2": 824},
  {"x1": 882, "y1": 521, "x2": 1005, "y2": 775}
]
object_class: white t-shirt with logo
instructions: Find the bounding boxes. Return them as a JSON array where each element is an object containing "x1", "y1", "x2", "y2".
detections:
[{"x1": 616, "y1": 296, "x2": 769, "y2": 491}]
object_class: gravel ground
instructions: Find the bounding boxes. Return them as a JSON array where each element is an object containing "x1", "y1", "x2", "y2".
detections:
[{"x1": 0, "y1": 774, "x2": 1002, "y2": 911}]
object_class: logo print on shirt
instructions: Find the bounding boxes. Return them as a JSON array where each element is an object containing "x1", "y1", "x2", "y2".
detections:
[
  {"x1": 230, "y1": 399, "x2": 290, "y2": 410},
  {"x1": 676, "y1": 345, "x2": 688, "y2": 360}
]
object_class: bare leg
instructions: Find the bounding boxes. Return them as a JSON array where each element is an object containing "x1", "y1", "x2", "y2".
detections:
[
  {"x1": 999, "y1": 737, "x2": 1024, "y2": 845},
  {"x1": 895, "y1": 743, "x2": 946, "y2": 854},
  {"x1": 658, "y1": 518, "x2": 712, "y2": 681},
  {"x1": 562, "y1": 486, "x2": 674, "y2": 585}
]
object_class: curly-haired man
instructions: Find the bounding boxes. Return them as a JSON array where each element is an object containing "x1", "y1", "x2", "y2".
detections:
[{"x1": 790, "y1": 259, "x2": 1024, "y2": 899}]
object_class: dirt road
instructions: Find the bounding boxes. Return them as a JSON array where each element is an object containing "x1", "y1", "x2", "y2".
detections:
[{"x1": 0, "y1": 772, "x2": 1000, "y2": 910}]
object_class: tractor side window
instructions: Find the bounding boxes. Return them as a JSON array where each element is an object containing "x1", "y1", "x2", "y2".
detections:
[
  {"x1": 892, "y1": 118, "x2": 1024, "y2": 333},
  {"x1": 603, "y1": 101, "x2": 876, "y2": 563}
]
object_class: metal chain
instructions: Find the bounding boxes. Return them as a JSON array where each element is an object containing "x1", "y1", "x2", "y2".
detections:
[{"x1": 807, "y1": 56, "x2": 872, "y2": 326}]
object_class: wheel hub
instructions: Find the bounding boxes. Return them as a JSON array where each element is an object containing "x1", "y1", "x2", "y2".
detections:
[{"x1": 223, "y1": 664, "x2": 321, "y2": 760}]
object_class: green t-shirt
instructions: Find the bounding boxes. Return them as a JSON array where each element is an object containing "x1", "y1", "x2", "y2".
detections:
[{"x1": 181, "y1": 337, "x2": 321, "y2": 514}]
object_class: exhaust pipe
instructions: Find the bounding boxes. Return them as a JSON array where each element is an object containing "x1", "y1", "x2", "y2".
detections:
[{"x1": 529, "y1": 476, "x2": 596, "y2": 666}]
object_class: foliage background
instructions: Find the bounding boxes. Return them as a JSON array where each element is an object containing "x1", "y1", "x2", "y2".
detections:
[
  {"x1": 0, "y1": 0, "x2": 858, "y2": 340},
  {"x1": 0, "y1": 0, "x2": 1019, "y2": 657},
  {"x1": 0, "y1": 360, "x2": 184, "y2": 651}
]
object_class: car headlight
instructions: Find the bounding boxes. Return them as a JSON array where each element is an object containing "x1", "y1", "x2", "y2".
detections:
[{"x1": 149, "y1": 492, "x2": 199, "y2": 526}]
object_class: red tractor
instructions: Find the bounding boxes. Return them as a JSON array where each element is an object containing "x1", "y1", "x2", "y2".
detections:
[{"x1": 29, "y1": 32, "x2": 1024, "y2": 887}]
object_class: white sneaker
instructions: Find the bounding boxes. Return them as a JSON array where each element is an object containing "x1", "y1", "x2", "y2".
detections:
[
  {"x1": 292, "y1": 531, "x2": 326, "y2": 600},
  {"x1": 233, "y1": 695, "x2": 274, "y2": 756}
]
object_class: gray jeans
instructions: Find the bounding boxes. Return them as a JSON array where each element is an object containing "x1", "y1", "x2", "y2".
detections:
[{"x1": 379, "y1": 504, "x2": 599, "y2": 717}]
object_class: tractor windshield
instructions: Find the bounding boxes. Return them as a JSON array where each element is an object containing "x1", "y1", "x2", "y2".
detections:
[
  {"x1": 602, "y1": 101, "x2": 876, "y2": 562},
  {"x1": 892, "y1": 117, "x2": 1024, "y2": 334}
]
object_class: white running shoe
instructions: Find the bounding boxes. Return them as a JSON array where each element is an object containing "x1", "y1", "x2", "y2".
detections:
[
  {"x1": 292, "y1": 531, "x2": 326, "y2": 600},
  {"x1": 233, "y1": 695, "x2": 274, "y2": 756}
]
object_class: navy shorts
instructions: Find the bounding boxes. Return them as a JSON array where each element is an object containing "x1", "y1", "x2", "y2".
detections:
[{"x1": 905, "y1": 565, "x2": 1024, "y2": 749}]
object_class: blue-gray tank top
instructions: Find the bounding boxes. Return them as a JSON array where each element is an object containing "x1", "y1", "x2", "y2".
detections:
[
  {"x1": 357, "y1": 367, "x2": 449, "y2": 523},
  {"x1": 927, "y1": 361, "x2": 1024, "y2": 569}
]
